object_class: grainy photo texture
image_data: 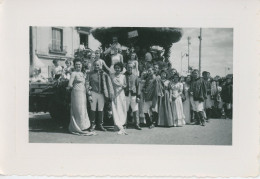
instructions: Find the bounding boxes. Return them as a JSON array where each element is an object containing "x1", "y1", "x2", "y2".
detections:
[{"x1": 29, "y1": 27, "x2": 233, "y2": 145}]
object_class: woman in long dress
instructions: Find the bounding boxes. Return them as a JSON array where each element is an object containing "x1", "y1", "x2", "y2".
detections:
[
  {"x1": 128, "y1": 53, "x2": 139, "y2": 76},
  {"x1": 111, "y1": 62, "x2": 128, "y2": 135},
  {"x1": 169, "y1": 73, "x2": 186, "y2": 127},
  {"x1": 67, "y1": 59, "x2": 95, "y2": 136},
  {"x1": 158, "y1": 70, "x2": 174, "y2": 127},
  {"x1": 110, "y1": 48, "x2": 125, "y2": 74},
  {"x1": 183, "y1": 75, "x2": 192, "y2": 124}
]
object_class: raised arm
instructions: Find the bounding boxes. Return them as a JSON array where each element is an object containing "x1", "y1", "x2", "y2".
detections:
[
  {"x1": 101, "y1": 59, "x2": 111, "y2": 73},
  {"x1": 120, "y1": 54, "x2": 124, "y2": 63},
  {"x1": 103, "y1": 46, "x2": 111, "y2": 55},
  {"x1": 135, "y1": 61, "x2": 139, "y2": 76},
  {"x1": 122, "y1": 75, "x2": 127, "y2": 88},
  {"x1": 68, "y1": 72, "x2": 76, "y2": 89},
  {"x1": 179, "y1": 83, "x2": 184, "y2": 95}
]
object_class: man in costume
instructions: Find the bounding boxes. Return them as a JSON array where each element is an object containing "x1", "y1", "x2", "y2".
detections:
[
  {"x1": 190, "y1": 69, "x2": 207, "y2": 126},
  {"x1": 142, "y1": 64, "x2": 162, "y2": 129},
  {"x1": 87, "y1": 60, "x2": 114, "y2": 131},
  {"x1": 202, "y1": 71, "x2": 213, "y2": 122},
  {"x1": 124, "y1": 62, "x2": 142, "y2": 130}
]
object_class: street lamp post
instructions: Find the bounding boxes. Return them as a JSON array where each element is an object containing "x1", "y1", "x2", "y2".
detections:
[
  {"x1": 187, "y1": 36, "x2": 191, "y2": 73},
  {"x1": 181, "y1": 52, "x2": 188, "y2": 75},
  {"x1": 198, "y1": 28, "x2": 202, "y2": 76}
]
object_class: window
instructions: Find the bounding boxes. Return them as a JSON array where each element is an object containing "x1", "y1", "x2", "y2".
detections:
[
  {"x1": 79, "y1": 33, "x2": 88, "y2": 48},
  {"x1": 52, "y1": 28, "x2": 63, "y2": 51}
]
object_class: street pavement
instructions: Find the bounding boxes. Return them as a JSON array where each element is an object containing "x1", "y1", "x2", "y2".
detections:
[{"x1": 29, "y1": 112, "x2": 232, "y2": 145}]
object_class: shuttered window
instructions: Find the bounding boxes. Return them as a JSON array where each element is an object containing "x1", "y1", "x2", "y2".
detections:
[{"x1": 52, "y1": 28, "x2": 63, "y2": 51}]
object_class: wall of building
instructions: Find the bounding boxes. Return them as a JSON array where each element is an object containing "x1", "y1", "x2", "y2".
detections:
[
  {"x1": 31, "y1": 27, "x2": 80, "y2": 78},
  {"x1": 30, "y1": 26, "x2": 101, "y2": 78}
]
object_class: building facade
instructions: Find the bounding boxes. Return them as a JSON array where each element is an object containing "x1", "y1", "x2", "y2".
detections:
[{"x1": 29, "y1": 26, "x2": 97, "y2": 78}]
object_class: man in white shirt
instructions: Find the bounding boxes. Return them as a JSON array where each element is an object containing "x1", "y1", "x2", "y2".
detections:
[
  {"x1": 51, "y1": 59, "x2": 63, "y2": 79},
  {"x1": 104, "y1": 36, "x2": 122, "y2": 56}
]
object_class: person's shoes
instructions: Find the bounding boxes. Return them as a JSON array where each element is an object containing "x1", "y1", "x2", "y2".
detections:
[
  {"x1": 201, "y1": 122, "x2": 205, "y2": 126},
  {"x1": 149, "y1": 124, "x2": 155, "y2": 129},
  {"x1": 195, "y1": 121, "x2": 200, "y2": 125},
  {"x1": 88, "y1": 124, "x2": 96, "y2": 132},
  {"x1": 139, "y1": 123, "x2": 146, "y2": 127},
  {"x1": 118, "y1": 129, "x2": 128, "y2": 135},
  {"x1": 135, "y1": 124, "x2": 142, "y2": 130},
  {"x1": 98, "y1": 125, "x2": 107, "y2": 131}
]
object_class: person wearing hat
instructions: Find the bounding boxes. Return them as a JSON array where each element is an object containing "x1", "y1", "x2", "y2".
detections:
[{"x1": 189, "y1": 69, "x2": 207, "y2": 126}]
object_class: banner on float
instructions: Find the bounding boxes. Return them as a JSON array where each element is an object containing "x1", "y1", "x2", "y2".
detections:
[{"x1": 128, "y1": 30, "x2": 138, "y2": 38}]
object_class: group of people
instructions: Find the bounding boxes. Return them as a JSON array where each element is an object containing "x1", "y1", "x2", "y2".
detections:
[
  {"x1": 41, "y1": 37, "x2": 231, "y2": 136},
  {"x1": 55, "y1": 43, "x2": 233, "y2": 136}
]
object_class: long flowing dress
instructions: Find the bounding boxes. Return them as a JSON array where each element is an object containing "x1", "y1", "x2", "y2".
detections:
[
  {"x1": 169, "y1": 82, "x2": 186, "y2": 127},
  {"x1": 111, "y1": 73, "x2": 127, "y2": 131},
  {"x1": 68, "y1": 72, "x2": 91, "y2": 135},
  {"x1": 183, "y1": 83, "x2": 191, "y2": 123},
  {"x1": 158, "y1": 79, "x2": 174, "y2": 127}
]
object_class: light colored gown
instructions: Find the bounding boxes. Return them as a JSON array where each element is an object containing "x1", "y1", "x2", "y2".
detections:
[
  {"x1": 110, "y1": 54, "x2": 126, "y2": 74},
  {"x1": 183, "y1": 83, "x2": 191, "y2": 123},
  {"x1": 111, "y1": 73, "x2": 127, "y2": 131},
  {"x1": 169, "y1": 82, "x2": 186, "y2": 126},
  {"x1": 68, "y1": 72, "x2": 91, "y2": 135}
]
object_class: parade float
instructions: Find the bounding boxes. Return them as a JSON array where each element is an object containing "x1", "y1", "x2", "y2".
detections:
[
  {"x1": 29, "y1": 27, "x2": 183, "y2": 127},
  {"x1": 91, "y1": 27, "x2": 183, "y2": 62}
]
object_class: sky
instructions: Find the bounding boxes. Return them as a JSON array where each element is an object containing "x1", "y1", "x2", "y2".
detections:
[{"x1": 169, "y1": 28, "x2": 233, "y2": 77}]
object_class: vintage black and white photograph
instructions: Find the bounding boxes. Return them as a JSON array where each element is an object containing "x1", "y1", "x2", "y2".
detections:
[
  {"x1": 29, "y1": 27, "x2": 233, "y2": 145},
  {"x1": 2, "y1": 0, "x2": 260, "y2": 177}
]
